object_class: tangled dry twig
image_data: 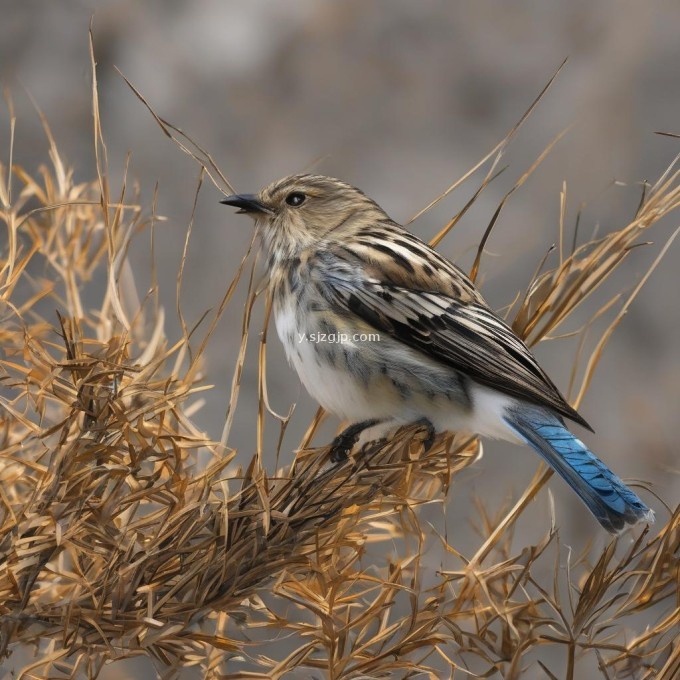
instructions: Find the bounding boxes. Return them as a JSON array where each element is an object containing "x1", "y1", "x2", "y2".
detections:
[{"x1": 0, "y1": 51, "x2": 679, "y2": 679}]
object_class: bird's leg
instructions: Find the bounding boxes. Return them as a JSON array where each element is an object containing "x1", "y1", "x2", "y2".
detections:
[
  {"x1": 413, "y1": 417, "x2": 436, "y2": 451},
  {"x1": 329, "y1": 418, "x2": 381, "y2": 463}
]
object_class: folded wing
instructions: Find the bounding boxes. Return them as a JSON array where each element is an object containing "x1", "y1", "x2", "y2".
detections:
[{"x1": 316, "y1": 252, "x2": 590, "y2": 429}]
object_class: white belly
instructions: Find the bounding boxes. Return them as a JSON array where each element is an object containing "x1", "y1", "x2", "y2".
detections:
[
  {"x1": 274, "y1": 299, "x2": 519, "y2": 441},
  {"x1": 274, "y1": 300, "x2": 395, "y2": 422}
]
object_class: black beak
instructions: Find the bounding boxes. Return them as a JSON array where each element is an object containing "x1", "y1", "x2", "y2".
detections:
[{"x1": 219, "y1": 193, "x2": 272, "y2": 215}]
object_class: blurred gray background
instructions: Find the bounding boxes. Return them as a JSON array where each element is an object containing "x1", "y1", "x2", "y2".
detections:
[{"x1": 2, "y1": 1, "x2": 679, "y2": 677}]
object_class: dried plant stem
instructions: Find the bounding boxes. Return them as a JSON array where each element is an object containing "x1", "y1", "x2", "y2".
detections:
[{"x1": 1, "y1": 55, "x2": 679, "y2": 679}]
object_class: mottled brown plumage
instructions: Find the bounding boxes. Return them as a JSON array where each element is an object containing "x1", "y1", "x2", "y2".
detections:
[
  {"x1": 247, "y1": 173, "x2": 587, "y2": 426},
  {"x1": 220, "y1": 173, "x2": 652, "y2": 532}
]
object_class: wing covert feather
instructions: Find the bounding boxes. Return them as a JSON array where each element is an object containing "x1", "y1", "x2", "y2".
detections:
[{"x1": 315, "y1": 253, "x2": 590, "y2": 429}]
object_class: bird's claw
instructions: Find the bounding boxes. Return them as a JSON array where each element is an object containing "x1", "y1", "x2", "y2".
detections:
[
  {"x1": 328, "y1": 418, "x2": 381, "y2": 464},
  {"x1": 415, "y1": 418, "x2": 436, "y2": 452},
  {"x1": 329, "y1": 434, "x2": 353, "y2": 464}
]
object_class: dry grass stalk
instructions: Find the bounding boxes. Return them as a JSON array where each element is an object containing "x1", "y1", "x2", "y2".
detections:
[{"x1": 0, "y1": 55, "x2": 679, "y2": 678}]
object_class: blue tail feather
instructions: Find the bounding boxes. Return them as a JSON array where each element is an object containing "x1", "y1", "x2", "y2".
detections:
[{"x1": 504, "y1": 408, "x2": 653, "y2": 533}]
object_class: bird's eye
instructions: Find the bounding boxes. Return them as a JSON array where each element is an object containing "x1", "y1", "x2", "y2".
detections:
[{"x1": 285, "y1": 192, "x2": 306, "y2": 207}]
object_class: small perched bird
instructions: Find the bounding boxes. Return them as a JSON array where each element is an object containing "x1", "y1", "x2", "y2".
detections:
[{"x1": 221, "y1": 174, "x2": 653, "y2": 533}]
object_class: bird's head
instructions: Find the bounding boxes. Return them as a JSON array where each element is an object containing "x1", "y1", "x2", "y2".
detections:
[{"x1": 220, "y1": 173, "x2": 386, "y2": 262}]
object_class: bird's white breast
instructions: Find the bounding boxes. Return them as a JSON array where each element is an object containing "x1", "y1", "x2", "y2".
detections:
[
  {"x1": 273, "y1": 296, "x2": 522, "y2": 444},
  {"x1": 274, "y1": 299, "x2": 391, "y2": 422}
]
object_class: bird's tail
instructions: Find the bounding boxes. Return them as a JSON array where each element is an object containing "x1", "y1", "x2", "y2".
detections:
[{"x1": 503, "y1": 408, "x2": 654, "y2": 533}]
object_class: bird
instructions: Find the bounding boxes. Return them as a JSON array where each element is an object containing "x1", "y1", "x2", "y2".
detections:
[{"x1": 220, "y1": 173, "x2": 654, "y2": 533}]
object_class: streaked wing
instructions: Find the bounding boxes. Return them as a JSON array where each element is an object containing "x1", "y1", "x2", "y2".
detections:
[{"x1": 315, "y1": 249, "x2": 590, "y2": 429}]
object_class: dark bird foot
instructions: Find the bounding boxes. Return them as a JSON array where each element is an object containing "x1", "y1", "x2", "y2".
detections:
[
  {"x1": 414, "y1": 417, "x2": 436, "y2": 451},
  {"x1": 329, "y1": 418, "x2": 381, "y2": 464}
]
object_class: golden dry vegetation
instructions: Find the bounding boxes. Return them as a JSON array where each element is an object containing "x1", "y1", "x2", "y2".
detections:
[{"x1": 1, "y1": 53, "x2": 679, "y2": 679}]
